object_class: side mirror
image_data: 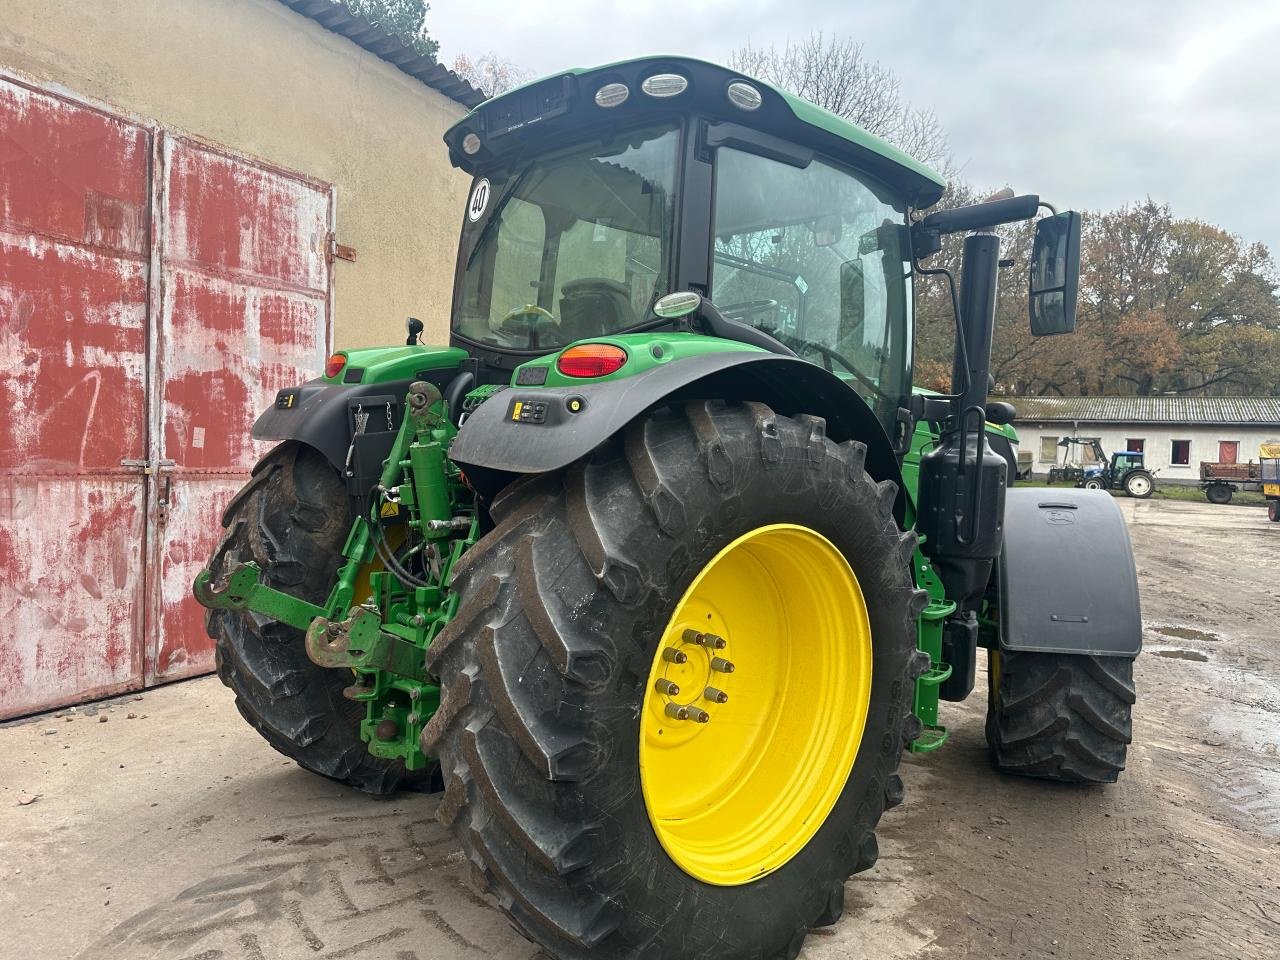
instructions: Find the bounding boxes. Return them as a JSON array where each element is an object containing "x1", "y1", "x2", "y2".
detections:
[
  {"x1": 1028, "y1": 211, "x2": 1081, "y2": 336},
  {"x1": 812, "y1": 213, "x2": 842, "y2": 247}
]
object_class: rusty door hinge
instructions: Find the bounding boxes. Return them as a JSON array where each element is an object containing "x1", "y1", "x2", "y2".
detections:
[{"x1": 327, "y1": 232, "x2": 357, "y2": 264}]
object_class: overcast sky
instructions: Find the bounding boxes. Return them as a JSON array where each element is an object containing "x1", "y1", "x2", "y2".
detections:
[{"x1": 427, "y1": 0, "x2": 1280, "y2": 258}]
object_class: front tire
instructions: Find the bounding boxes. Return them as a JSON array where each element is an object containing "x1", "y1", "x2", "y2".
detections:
[
  {"x1": 1269, "y1": 500, "x2": 1280, "y2": 522},
  {"x1": 207, "y1": 443, "x2": 428, "y2": 795},
  {"x1": 423, "y1": 401, "x2": 926, "y2": 959},
  {"x1": 986, "y1": 648, "x2": 1135, "y2": 783},
  {"x1": 1083, "y1": 478, "x2": 1105, "y2": 491}
]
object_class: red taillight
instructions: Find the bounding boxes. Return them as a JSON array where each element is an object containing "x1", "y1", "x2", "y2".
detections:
[
  {"x1": 325, "y1": 353, "x2": 347, "y2": 378},
  {"x1": 557, "y1": 343, "x2": 628, "y2": 378}
]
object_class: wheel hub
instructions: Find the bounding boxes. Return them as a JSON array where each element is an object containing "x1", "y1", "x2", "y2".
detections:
[{"x1": 639, "y1": 524, "x2": 872, "y2": 887}]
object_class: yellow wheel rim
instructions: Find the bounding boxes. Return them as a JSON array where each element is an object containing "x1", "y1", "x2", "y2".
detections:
[{"x1": 639, "y1": 523, "x2": 872, "y2": 886}]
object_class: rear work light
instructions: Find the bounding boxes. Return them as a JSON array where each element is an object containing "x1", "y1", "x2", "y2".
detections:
[
  {"x1": 557, "y1": 343, "x2": 628, "y2": 378},
  {"x1": 325, "y1": 353, "x2": 347, "y2": 378},
  {"x1": 595, "y1": 82, "x2": 630, "y2": 108}
]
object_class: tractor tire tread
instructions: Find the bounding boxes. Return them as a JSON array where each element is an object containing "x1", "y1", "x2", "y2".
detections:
[
  {"x1": 987, "y1": 648, "x2": 1134, "y2": 784},
  {"x1": 206, "y1": 442, "x2": 428, "y2": 796},
  {"x1": 422, "y1": 400, "x2": 917, "y2": 959}
]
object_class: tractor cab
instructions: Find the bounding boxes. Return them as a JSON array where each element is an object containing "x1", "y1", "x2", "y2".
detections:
[
  {"x1": 1110, "y1": 450, "x2": 1146, "y2": 480},
  {"x1": 444, "y1": 57, "x2": 942, "y2": 441}
]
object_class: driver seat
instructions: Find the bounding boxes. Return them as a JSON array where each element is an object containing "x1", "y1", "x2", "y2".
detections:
[{"x1": 558, "y1": 277, "x2": 636, "y2": 342}]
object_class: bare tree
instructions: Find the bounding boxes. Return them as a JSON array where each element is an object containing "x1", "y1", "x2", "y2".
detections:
[
  {"x1": 341, "y1": 0, "x2": 437, "y2": 59},
  {"x1": 451, "y1": 52, "x2": 531, "y2": 98},
  {"x1": 729, "y1": 33, "x2": 953, "y2": 175}
]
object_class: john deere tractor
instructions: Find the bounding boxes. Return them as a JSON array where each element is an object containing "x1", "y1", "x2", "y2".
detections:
[{"x1": 195, "y1": 57, "x2": 1142, "y2": 960}]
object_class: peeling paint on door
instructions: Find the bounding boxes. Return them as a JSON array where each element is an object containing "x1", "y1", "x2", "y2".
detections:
[
  {"x1": 0, "y1": 77, "x2": 331, "y2": 717},
  {"x1": 0, "y1": 78, "x2": 151, "y2": 718},
  {"x1": 149, "y1": 138, "x2": 330, "y2": 684}
]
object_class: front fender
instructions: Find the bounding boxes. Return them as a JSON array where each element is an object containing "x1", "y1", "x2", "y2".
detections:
[
  {"x1": 998, "y1": 489, "x2": 1141, "y2": 657},
  {"x1": 449, "y1": 352, "x2": 907, "y2": 521}
]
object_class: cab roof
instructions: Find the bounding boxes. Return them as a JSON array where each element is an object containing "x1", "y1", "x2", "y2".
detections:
[{"x1": 443, "y1": 55, "x2": 947, "y2": 209}]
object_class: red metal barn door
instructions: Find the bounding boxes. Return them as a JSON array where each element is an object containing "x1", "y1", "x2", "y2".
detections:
[
  {"x1": 147, "y1": 138, "x2": 330, "y2": 684},
  {"x1": 0, "y1": 79, "x2": 151, "y2": 718}
]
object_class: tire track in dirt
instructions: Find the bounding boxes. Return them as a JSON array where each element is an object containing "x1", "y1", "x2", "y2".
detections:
[
  {"x1": 71, "y1": 803, "x2": 537, "y2": 960},
  {"x1": 850, "y1": 499, "x2": 1280, "y2": 960}
]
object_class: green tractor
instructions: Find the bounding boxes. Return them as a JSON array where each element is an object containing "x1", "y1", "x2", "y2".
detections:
[{"x1": 195, "y1": 57, "x2": 1142, "y2": 960}]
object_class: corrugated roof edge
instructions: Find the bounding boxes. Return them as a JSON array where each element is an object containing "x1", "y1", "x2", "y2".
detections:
[
  {"x1": 276, "y1": 0, "x2": 486, "y2": 109},
  {"x1": 1006, "y1": 395, "x2": 1280, "y2": 426}
]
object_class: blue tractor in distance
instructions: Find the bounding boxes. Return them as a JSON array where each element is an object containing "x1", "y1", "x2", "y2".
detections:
[{"x1": 1054, "y1": 437, "x2": 1155, "y2": 498}]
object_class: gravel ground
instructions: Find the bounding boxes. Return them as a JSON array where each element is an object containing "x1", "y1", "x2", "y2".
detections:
[{"x1": 2, "y1": 497, "x2": 1277, "y2": 960}]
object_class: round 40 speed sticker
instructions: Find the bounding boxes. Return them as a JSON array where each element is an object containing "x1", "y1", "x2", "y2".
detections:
[{"x1": 467, "y1": 178, "x2": 491, "y2": 222}]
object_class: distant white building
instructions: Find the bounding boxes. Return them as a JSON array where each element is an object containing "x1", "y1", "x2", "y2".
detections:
[{"x1": 1009, "y1": 396, "x2": 1280, "y2": 485}]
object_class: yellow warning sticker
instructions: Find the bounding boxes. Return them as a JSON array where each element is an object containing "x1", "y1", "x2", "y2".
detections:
[
  {"x1": 512, "y1": 401, "x2": 524, "y2": 421},
  {"x1": 380, "y1": 501, "x2": 400, "y2": 518}
]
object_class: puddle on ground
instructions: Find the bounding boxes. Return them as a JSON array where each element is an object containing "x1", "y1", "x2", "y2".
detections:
[
  {"x1": 1152, "y1": 649, "x2": 1210, "y2": 662},
  {"x1": 1152, "y1": 624, "x2": 1220, "y2": 643}
]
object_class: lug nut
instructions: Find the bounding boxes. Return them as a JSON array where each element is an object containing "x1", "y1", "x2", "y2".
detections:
[
  {"x1": 710, "y1": 657, "x2": 736, "y2": 674},
  {"x1": 683, "y1": 629, "x2": 727, "y2": 649},
  {"x1": 704, "y1": 687, "x2": 729, "y2": 704},
  {"x1": 662, "y1": 647, "x2": 688, "y2": 664},
  {"x1": 687, "y1": 707, "x2": 711, "y2": 723},
  {"x1": 664, "y1": 703, "x2": 690, "y2": 720},
  {"x1": 655, "y1": 678, "x2": 681, "y2": 697}
]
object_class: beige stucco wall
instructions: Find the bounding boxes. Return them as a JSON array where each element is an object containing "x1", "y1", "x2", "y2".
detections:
[{"x1": 0, "y1": 0, "x2": 469, "y2": 347}]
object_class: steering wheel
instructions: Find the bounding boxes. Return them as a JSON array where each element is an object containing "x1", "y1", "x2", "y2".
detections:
[
  {"x1": 773, "y1": 332, "x2": 894, "y2": 404},
  {"x1": 718, "y1": 299, "x2": 780, "y2": 324},
  {"x1": 497, "y1": 303, "x2": 557, "y2": 342},
  {"x1": 501, "y1": 303, "x2": 555, "y2": 325}
]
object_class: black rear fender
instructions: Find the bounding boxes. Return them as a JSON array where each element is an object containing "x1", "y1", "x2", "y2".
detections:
[
  {"x1": 448, "y1": 353, "x2": 907, "y2": 522},
  {"x1": 252, "y1": 379, "x2": 415, "y2": 471}
]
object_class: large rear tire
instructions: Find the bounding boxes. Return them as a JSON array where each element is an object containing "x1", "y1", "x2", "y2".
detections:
[
  {"x1": 206, "y1": 443, "x2": 430, "y2": 795},
  {"x1": 423, "y1": 401, "x2": 927, "y2": 959},
  {"x1": 986, "y1": 648, "x2": 1135, "y2": 783},
  {"x1": 1124, "y1": 469, "x2": 1154, "y2": 498}
]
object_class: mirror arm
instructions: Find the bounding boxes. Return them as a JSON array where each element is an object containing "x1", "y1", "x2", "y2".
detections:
[
  {"x1": 908, "y1": 230, "x2": 969, "y2": 410},
  {"x1": 916, "y1": 194, "x2": 1040, "y2": 238}
]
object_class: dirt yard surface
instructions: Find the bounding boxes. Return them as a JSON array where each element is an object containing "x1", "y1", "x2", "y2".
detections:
[{"x1": 2, "y1": 497, "x2": 1277, "y2": 960}]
